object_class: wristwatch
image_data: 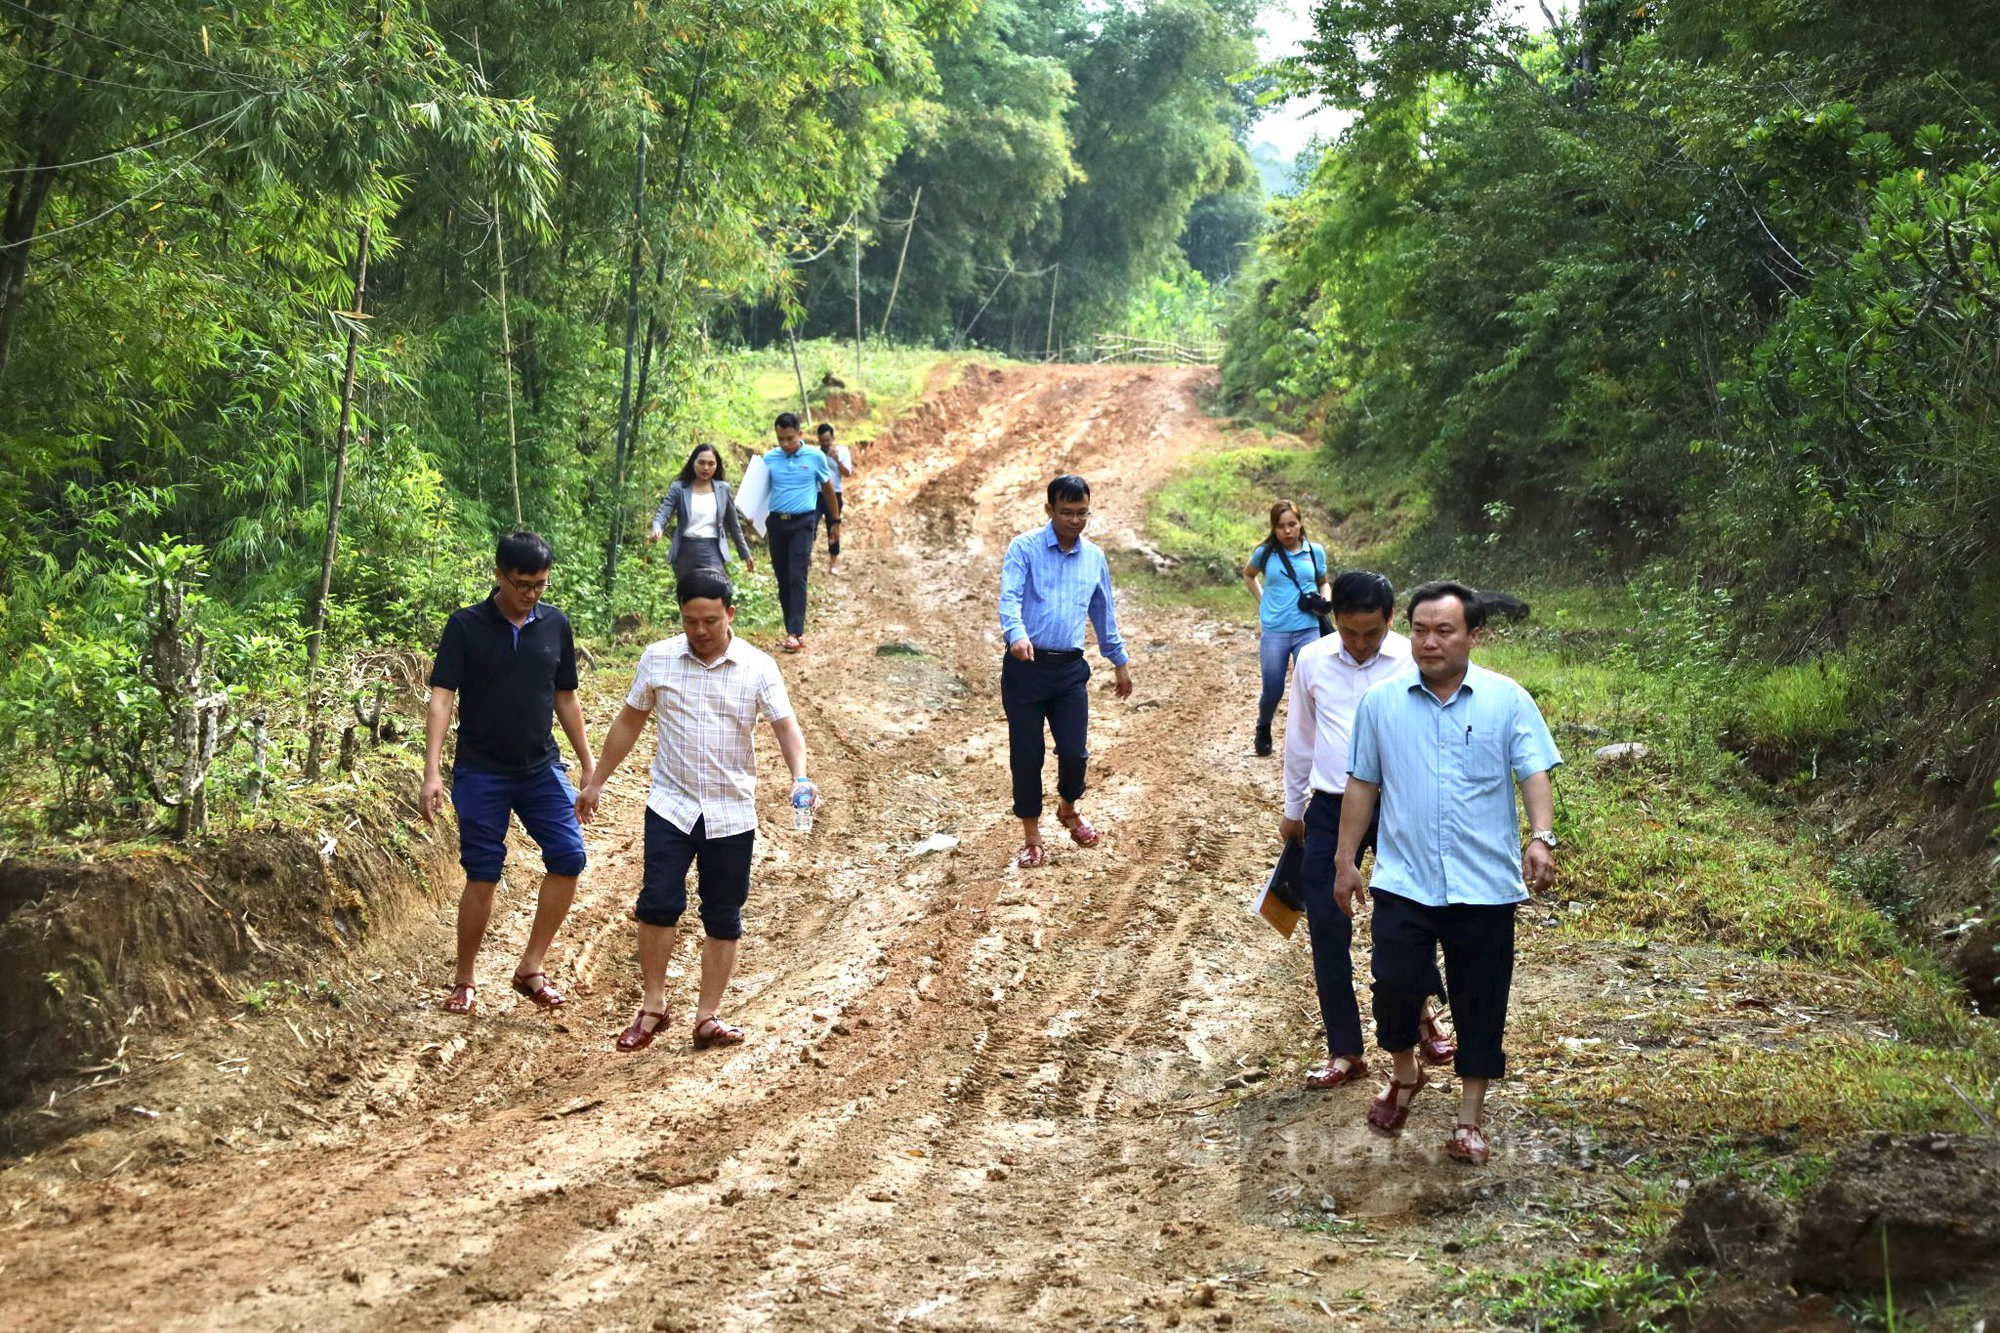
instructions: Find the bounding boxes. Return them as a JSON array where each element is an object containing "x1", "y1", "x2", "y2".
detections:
[{"x1": 1528, "y1": 830, "x2": 1559, "y2": 850}]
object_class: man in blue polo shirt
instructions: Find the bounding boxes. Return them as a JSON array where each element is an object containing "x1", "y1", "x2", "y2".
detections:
[
  {"x1": 420, "y1": 532, "x2": 594, "y2": 1018},
  {"x1": 1332, "y1": 580, "x2": 1561, "y2": 1165},
  {"x1": 762, "y1": 412, "x2": 840, "y2": 651}
]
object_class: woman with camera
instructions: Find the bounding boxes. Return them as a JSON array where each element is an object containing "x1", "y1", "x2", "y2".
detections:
[{"x1": 1243, "y1": 500, "x2": 1333, "y2": 756}]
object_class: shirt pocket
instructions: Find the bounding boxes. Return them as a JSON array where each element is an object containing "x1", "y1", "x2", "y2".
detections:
[{"x1": 1463, "y1": 729, "x2": 1509, "y2": 783}]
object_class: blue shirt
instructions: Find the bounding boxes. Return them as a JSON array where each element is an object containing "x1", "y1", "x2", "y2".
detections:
[
  {"x1": 763, "y1": 445, "x2": 833, "y2": 514},
  {"x1": 1250, "y1": 540, "x2": 1327, "y2": 632},
  {"x1": 997, "y1": 524, "x2": 1129, "y2": 666},
  {"x1": 1348, "y1": 662, "x2": 1562, "y2": 906}
]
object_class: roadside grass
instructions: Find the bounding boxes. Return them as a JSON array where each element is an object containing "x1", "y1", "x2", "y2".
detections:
[
  {"x1": 1139, "y1": 441, "x2": 2000, "y2": 1149},
  {"x1": 1442, "y1": 1255, "x2": 1701, "y2": 1332}
]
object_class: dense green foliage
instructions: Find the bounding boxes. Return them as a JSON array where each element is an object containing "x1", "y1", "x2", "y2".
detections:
[
  {"x1": 0, "y1": 0, "x2": 964, "y2": 835},
  {"x1": 1225, "y1": 0, "x2": 2000, "y2": 806},
  {"x1": 767, "y1": 0, "x2": 1265, "y2": 355}
]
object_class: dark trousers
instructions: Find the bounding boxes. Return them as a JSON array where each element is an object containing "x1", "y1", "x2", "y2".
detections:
[
  {"x1": 766, "y1": 512, "x2": 818, "y2": 636},
  {"x1": 1300, "y1": 790, "x2": 1443, "y2": 1058},
  {"x1": 1371, "y1": 888, "x2": 1516, "y2": 1079},
  {"x1": 818, "y1": 492, "x2": 844, "y2": 557},
  {"x1": 636, "y1": 810, "x2": 755, "y2": 939},
  {"x1": 1000, "y1": 653, "x2": 1089, "y2": 819}
]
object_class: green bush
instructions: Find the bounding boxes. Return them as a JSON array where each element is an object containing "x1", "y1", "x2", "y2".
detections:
[{"x1": 1737, "y1": 657, "x2": 1863, "y2": 755}]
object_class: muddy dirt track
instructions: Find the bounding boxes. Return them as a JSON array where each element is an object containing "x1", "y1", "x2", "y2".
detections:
[{"x1": 4, "y1": 366, "x2": 1684, "y2": 1329}]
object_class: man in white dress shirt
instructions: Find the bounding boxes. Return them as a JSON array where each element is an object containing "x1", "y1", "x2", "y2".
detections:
[
  {"x1": 575, "y1": 572, "x2": 819, "y2": 1053},
  {"x1": 1280, "y1": 571, "x2": 1452, "y2": 1089}
]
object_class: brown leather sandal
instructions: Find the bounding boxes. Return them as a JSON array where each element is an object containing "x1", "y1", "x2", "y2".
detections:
[
  {"x1": 1016, "y1": 842, "x2": 1046, "y2": 869},
  {"x1": 1305, "y1": 1058, "x2": 1368, "y2": 1090},
  {"x1": 443, "y1": 983, "x2": 477, "y2": 1016},
  {"x1": 692, "y1": 1015, "x2": 745, "y2": 1049},
  {"x1": 616, "y1": 1008, "x2": 670, "y2": 1052},
  {"x1": 1366, "y1": 1067, "x2": 1427, "y2": 1135},
  {"x1": 511, "y1": 971, "x2": 567, "y2": 1009},
  {"x1": 1058, "y1": 811, "x2": 1101, "y2": 847},
  {"x1": 1447, "y1": 1122, "x2": 1490, "y2": 1165},
  {"x1": 1418, "y1": 1009, "x2": 1456, "y2": 1066}
]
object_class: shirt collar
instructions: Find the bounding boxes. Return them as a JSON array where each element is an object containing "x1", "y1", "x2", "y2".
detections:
[
  {"x1": 678, "y1": 630, "x2": 741, "y2": 669},
  {"x1": 483, "y1": 592, "x2": 540, "y2": 627},
  {"x1": 1406, "y1": 662, "x2": 1480, "y2": 705},
  {"x1": 1041, "y1": 522, "x2": 1079, "y2": 554}
]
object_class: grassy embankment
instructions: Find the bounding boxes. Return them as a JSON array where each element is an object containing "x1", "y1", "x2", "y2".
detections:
[{"x1": 1136, "y1": 426, "x2": 2000, "y2": 1326}]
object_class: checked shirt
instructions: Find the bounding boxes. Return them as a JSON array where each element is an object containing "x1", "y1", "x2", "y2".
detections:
[{"x1": 625, "y1": 632, "x2": 794, "y2": 838}]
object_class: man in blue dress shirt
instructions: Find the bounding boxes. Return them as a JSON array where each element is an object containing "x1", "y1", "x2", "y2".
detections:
[
  {"x1": 997, "y1": 475, "x2": 1135, "y2": 868},
  {"x1": 761, "y1": 412, "x2": 840, "y2": 651},
  {"x1": 1333, "y1": 580, "x2": 1561, "y2": 1165}
]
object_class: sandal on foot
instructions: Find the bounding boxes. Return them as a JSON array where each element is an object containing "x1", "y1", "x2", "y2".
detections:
[
  {"x1": 443, "y1": 983, "x2": 477, "y2": 1016},
  {"x1": 510, "y1": 971, "x2": 567, "y2": 1009},
  {"x1": 693, "y1": 1015, "x2": 745, "y2": 1049},
  {"x1": 616, "y1": 1008, "x2": 671, "y2": 1053},
  {"x1": 1305, "y1": 1058, "x2": 1368, "y2": 1090},
  {"x1": 1418, "y1": 1010, "x2": 1456, "y2": 1067},
  {"x1": 781, "y1": 634, "x2": 804, "y2": 652},
  {"x1": 1447, "y1": 1122, "x2": 1490, "y2": 1165},
  {"x1": 1366, "y1": 1067, "x2": 1427, "y2": 1135},
  {"x1": 1016, "y1": 842, "x2": 1046, "y2": 869},
  {"x1": 1058, "y1": 812, "x2": 1101, "y2": 848}
]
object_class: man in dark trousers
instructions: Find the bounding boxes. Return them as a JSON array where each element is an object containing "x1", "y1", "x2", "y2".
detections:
[
  {"x1": 419, "y1": 532, "x2": 594, "y2": 1017},
  {"x1": 762, "y1": 412, "x2": 840, "y2": 652},
  {"x1": 1279, "y1": 570, "x2": 1454, "y2": 1091},
  {"x1": 997, "y1": 474, "x2": 1134, "y2": 869},
  {"x1": 1334, "y1": 581, "x2": 1561, "y2": 1165},
  {"x1": 816, "y1": 422, "x2": 854, "y2": 575}
]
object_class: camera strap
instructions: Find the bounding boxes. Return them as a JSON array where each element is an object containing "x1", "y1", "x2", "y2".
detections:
[{"x1": 1271, "y1": 542, "x2": 1320, "y2": 593}]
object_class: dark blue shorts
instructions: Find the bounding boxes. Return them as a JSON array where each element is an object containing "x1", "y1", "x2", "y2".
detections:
[
  {"x1": 638, "y1": 810, "x2": 754, "y2": 939},
  {"x1": 449, "y1": 764, "x2": 587, "y2": 884}
]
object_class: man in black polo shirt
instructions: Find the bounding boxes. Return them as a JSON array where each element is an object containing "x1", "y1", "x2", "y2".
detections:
[{"x1": 420, "y1": 532, "x2": 595, "y2": 1017}]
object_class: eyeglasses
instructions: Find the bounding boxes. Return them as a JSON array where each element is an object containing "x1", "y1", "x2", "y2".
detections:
[
  {"x1": 1052, "y1": 508, "x2": 1091, "y2": 522},
  {"x1": 504, "y1": 575, "x2": 550, "y2": 594}
]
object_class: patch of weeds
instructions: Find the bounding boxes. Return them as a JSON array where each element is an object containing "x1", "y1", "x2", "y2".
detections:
[
  {"x1": 1676, "y1": 1139, "x2": 1836, "y2": 1199},
  {"x1": 1737, "y1": 655, "x2": 1865, "y2": 757},
  {"x1": 1829, "y1": 848, "x2": 1911, "y2": 923},
  {"x1": 1544, "y1": 1037, "x2": 2000, "y2": 1143},
  {"x1": 238, "y1": 979, "x2": 303, "y2": 1013},
  {"x1": 1444, "y1": 1257, "x2": 1701, "y2": 1332}
]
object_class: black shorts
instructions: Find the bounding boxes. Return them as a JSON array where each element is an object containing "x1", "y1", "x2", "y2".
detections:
[
  {"x1": 817, "y1": 491, "x2": 844, "y2": 521},
  {"x1": 636, "y1": 809, "x2": 754, "y2": 939}
]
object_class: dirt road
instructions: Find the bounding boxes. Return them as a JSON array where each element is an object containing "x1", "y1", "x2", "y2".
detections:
[{"x1": 3, "y1": 365, "x2": 1647, "y2": 1330}]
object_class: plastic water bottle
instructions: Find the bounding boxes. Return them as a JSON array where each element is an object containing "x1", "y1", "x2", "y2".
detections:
[{"x1": 791, "y1": 778, "x2": 815, "y2": 832}]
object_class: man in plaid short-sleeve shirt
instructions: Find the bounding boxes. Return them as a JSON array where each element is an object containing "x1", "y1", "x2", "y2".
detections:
[{"x1": 576, "y1": 572, "x2": 818, "y2": 1052}]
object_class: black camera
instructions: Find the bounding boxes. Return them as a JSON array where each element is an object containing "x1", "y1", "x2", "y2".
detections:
[{"x1": 1297, "y1": 590, "x2": 1334, "y2": 618}]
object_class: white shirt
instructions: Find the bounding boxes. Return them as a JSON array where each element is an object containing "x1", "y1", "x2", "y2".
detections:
[
  {"x1": 1282, "y1": 629, "x2": 1413, "y2": 818},
  {"x1": 825, "y1": 444, "x2": 853, "y2": 493},
  {"x1": 625, "y1": 633, "x2": 794, "y2": 837},
  {"x1": 684, "y1": 488, "x2": 719, "y2": 539}
]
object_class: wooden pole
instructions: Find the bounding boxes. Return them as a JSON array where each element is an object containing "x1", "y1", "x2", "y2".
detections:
[
  {"x1": 788, "y1": 327, "x2": 812, "y2": 424},
  {"x1": 1044, "y1": 262, "x2": 1060, "y2": 362},
  {"x1": 878, "y1": 185, "x2": 920, "y2": 341},
  {"x1": 852, "y1": 226, "x2": 863, "y2": 385}
]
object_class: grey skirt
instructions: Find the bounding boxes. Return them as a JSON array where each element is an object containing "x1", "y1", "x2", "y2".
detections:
[{"x1": 672, "y1": 537, "x2": 728, "y2": 586}]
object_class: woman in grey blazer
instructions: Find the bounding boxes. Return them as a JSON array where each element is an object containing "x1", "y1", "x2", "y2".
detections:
[{"x1": 647, "y1": 443, "x2": 756, "y2": 584}]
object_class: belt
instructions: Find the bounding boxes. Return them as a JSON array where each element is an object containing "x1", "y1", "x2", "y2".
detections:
[
  {"x1": 1026, "y1": 647, "x2": 1084, "y2": 664},
  {"x1": 770, "y1": 510, "x2": 814, "y2": 521}
]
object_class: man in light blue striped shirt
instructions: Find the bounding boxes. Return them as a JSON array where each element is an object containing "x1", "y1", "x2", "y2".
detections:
[
  {"x1": 996, "y1": 475, "x2": 1134, "y2": 868},
  {"x1": 1334, "y1": 580, "x2": 1561, "y2": 1166}
]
